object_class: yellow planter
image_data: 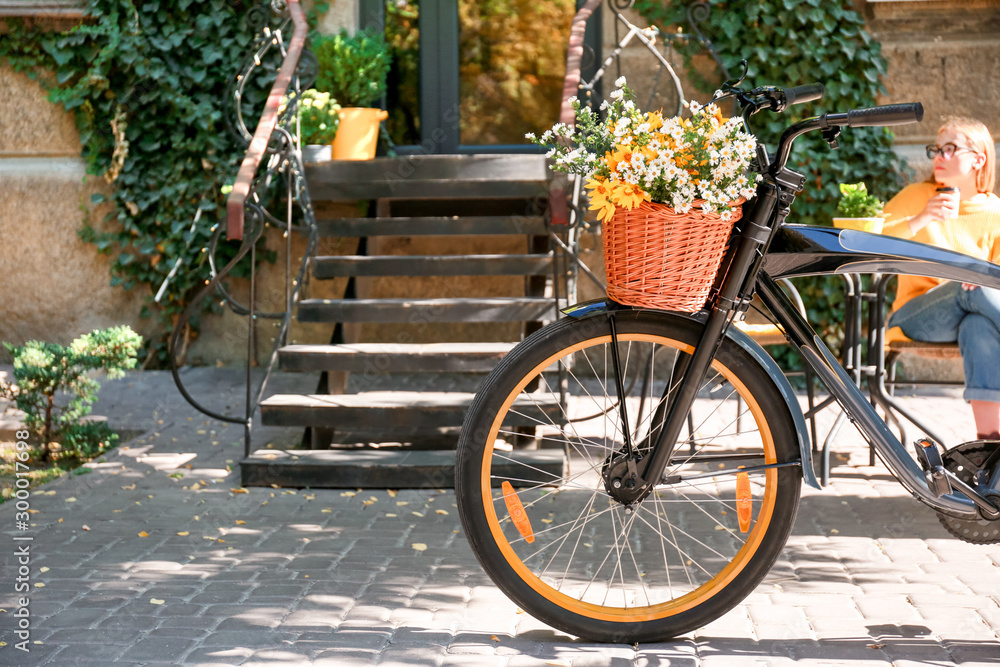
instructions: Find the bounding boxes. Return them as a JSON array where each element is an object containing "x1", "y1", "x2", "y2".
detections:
[
  {"x1": 332, "y1": 107, "x2": 388, "y2": 160},
  {"x1": 832, "y1": 217, "x2": 884, "y2": 234}
]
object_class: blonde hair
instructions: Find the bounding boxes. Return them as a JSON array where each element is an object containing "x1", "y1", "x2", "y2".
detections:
[{"x1": 936, "y1": 116, "x2": 996, "y2": 194}]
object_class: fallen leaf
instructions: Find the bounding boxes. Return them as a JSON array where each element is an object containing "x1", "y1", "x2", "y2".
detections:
[
  {"x1": 396, "y1": 501, "x2": 408, "y2": 506},
  {"x1": 830, "y1": 528, "x2": 840, "y2": 534},
  {"x1": 177, "y1": 531, "x2": 190, "y2": 536},
  {"x1": 412, "y1": 512, "x2": 424, "y2": 517},
  {"x1": 66, "y1": 497, "x2": 77, "y2": 503},
  {"x1": 82, "y1": 525, "x2": 90, "y2": 531},
  {"x1": 363, "y1": 500, "x2": 377, "y2": 506},
  {"x1": 235, "y1": 520, "x2": 246, "y2": 525},
  {"x1": 541, "y1": 519, "x2": 553, "y2": 524},
  {"x1": 138, "y1": 531, "x2": 149, "y2": 538},
  {"x1": 321, "y1": 508, "x2": 332, "y2": 513},
  {"x1": 341, "y1": 491, "x2": 356, "y2": 497},
  {"x1": 868, "y1": 643, "x2": 886, "y2": 649},
  {"x1": 150, "y1": 598, "x2": 165, "y2": 605},
  {"x1": 411, "y1": 543, "x2": 427, "y2": 551},
  {"x1": 385, "y1": 513, "x2": 397, "y2": 518},
  {"x1": 230, "y1": 488, "x2": 248, "y2": 494},
  {"x1": 122, "y1": 484, "x2": 136, "y2": 490},
  {"x1": 435, "y1": 509, "x2": 449, "y2": 515},
  {"x1": 491, "y1": 635, "x2": 499, "y2": 642},
  {"x1": 387, "y1": 490, "x2": 398, "y2": 497},
  {"x1": 39, "y1": 567, "x2": 49, "y2": 573},
  {"x1": 34, "y1": 583, "x2": 44, "y2": 588}
]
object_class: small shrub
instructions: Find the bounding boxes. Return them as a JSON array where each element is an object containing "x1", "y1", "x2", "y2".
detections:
[
  {"x1": 59, "y1": 421, "x2": 120, "y2": 461},
  {"x1": 0, "y1": 326, "x2": 142, "y2": 461},
  {"x1": 312, "y1": 28, "x2": 391, "y2": 107}
]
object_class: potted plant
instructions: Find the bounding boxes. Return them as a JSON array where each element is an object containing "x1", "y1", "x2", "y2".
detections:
[
  {"x1": 312, "y1": 28, "x2": 391, "y2": 160},
  {"x1": 833, "y1": 182, "x2": 885, "y2": 233},
  {"x1": 530, "y1": 78, "x2": 760, "y2": 311},
  {"x1": 296, "y1": 89, "x2": 341, "y2": 162}
]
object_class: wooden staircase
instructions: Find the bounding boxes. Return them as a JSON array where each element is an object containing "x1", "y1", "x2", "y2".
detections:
[{"x1": 242, "y1": 155, "x2": 569, "y2": 488}]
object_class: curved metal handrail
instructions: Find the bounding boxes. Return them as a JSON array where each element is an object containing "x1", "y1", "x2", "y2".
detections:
[
  {"x1": 227, "y1": 0, "x2": 306, "y2": 241},
  {"x1": 168, "y1": 0, "x2": 319, "y2": 457}
]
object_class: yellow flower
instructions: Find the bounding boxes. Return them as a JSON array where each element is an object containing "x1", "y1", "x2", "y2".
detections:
[
  {"x1": 585, "y1": 179, "x2": 616, "y2": 222},
  {"x1": 611, "y1": 181, "x2": 648, "y2": 210},
  {"x1": 607, "y1": 147, "x2": 634, "y2": 175}
]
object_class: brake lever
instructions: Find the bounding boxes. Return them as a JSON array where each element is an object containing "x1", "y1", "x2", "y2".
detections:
[{"x1": 822, "y1": 126, "x2": 842, "y2": 150}]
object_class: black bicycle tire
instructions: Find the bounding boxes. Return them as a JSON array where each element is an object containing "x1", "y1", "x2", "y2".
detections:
[{"x1": 456, "y1": 310, "x2": 802, "y2": 642}]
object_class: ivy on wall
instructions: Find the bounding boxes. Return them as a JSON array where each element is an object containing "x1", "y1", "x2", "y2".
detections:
[
  {"x1": 0, "y1": 0, "x2": 286, "y2": 365},
  {"x1": 634, "y1": 0, "x2": 913, "y2": 359}
]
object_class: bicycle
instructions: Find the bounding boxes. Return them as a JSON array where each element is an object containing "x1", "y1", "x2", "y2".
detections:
[{"x1": 454, "y1": 65, "x2": 1000, "y2": 643}]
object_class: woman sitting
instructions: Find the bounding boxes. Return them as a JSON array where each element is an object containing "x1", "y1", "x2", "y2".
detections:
[{"x1": 882, "y1": 116, "x2": 1000, "y2": 439}]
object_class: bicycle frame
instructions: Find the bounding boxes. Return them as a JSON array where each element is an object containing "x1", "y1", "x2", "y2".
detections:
[
  {"x1": 760, "y1": 224, "x2": 1000, "y2": 519},
  {"x1": 569, "y1": 223, "x2": 1000, "y2": 520}
]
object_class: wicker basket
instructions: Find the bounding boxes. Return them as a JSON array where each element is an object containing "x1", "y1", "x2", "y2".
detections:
[{"x1": 603, "y1": 199, "x2": 743, "y2": 312}]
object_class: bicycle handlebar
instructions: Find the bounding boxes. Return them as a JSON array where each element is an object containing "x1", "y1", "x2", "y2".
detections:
[
  {"x1": 771, "y1": 102, "x2": 924, "y2": 173},
  {"x1": 838, "y1": 102, "x2": 925, "y2": 128},
  {"x1": 783, "y1": 83, "x2": 825, "y2": 108}
]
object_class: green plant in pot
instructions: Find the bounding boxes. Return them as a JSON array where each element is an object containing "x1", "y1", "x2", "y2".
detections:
[
  {"x1": 833, "y1": 182, "x2": 885, "y2": 233},
  {"x1": 312, "y1": 28, "x2": 391, "y2": 160},
  {"x1": 289, "y1": 89, "x2": 340, "y2": 161}
]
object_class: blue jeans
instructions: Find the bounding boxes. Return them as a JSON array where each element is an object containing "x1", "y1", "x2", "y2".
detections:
[{"x1": 888, "y1": 281, "x2": 1000, "y2": 403}]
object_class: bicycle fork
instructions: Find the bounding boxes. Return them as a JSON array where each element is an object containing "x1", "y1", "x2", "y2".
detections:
[{"x1": 604, "y1": 188, "x2": 782, "y2": 505}]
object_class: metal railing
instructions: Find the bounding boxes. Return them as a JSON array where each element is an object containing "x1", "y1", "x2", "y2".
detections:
[{"x1": 169, "y1": 0, "x2": 318, "y2": 457}]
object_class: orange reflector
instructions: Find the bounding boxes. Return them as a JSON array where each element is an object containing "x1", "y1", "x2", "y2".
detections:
[
  {"x1": 736, "y1": 472, "x2": 752, "y2": 533},
  {"x1": 501, "y1": 481, "x2": 535, "y2": 543}
]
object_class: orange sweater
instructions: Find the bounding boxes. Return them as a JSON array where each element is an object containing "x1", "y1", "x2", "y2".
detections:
[{"x1": 881, "y1": 182, "x2": 1000, "y2": 312}]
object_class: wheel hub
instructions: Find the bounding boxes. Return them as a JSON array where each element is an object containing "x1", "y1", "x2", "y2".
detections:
[{"x1": 602, "y1": 454, "x2": 650, "y2": 504}]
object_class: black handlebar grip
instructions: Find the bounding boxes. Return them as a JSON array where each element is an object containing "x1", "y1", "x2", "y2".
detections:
[
  {"x1": 847, "y1": 102, "x2": 924, "y2": 128},
  {"x1": 784, "y1": 83, "x2": 824, "y2": 107}
]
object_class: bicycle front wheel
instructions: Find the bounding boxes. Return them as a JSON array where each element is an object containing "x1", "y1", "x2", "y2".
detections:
[{"x1": 456, "y1": 311, "x2": 802, "y2": 642}]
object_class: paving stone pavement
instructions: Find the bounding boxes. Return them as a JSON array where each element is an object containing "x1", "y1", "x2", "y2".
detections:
[{"x1": 1, "y1": 369, "x2": 999, "y2": 666}]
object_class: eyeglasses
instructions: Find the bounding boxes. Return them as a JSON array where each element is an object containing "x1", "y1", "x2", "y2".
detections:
[{"x1": 925, "y1": 143, "x2": 979, "y2": 160}]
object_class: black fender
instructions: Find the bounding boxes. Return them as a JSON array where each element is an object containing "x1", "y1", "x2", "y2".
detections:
[
  {"x1": 765, "y1": 224, "x2": 1000, "y2": 287},
  {"x1": 562, "y1": 300, "x2": 822, "y2": 490}
]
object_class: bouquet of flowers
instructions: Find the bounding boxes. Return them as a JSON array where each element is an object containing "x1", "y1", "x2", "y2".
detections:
[{"x1": 529, "y1": 77, "x2": 760, "y2": 222}]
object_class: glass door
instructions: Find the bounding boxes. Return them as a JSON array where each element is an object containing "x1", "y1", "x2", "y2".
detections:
[{"x1": 374, "y1": 0, "x2": 598, "y2": 154}]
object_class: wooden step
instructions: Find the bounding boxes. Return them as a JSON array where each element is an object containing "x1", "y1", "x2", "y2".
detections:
[
  {"x1": 306, "y1": 154, "x2": 550, "y2": 201},
  {"x1": 296, "y1": 297, "x2": 557, "y2": 323},
  {"x1": 316, "y1": 215, "x2": 548, "y2": 237},
  {"x1": 311, "y1": 254, "x2": 554, "y2": 279},
  {"x1": 241, "y1": 448, "x2": 566, "y2": 489},
  {"x1": 260, "y1": 391, "x2": 561, "y2": 429},
  {"x1": 278, "y1": 342, "x2": 515, "y2": 373}
]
